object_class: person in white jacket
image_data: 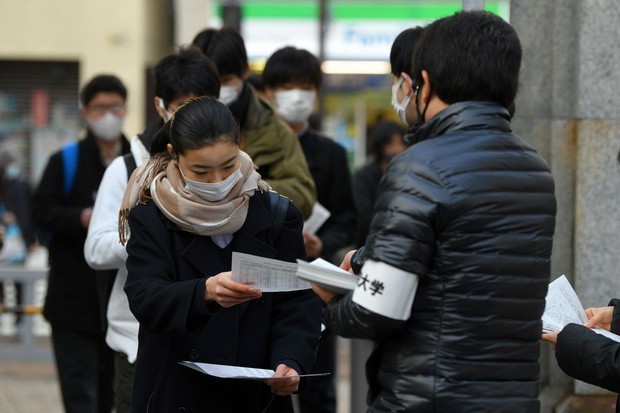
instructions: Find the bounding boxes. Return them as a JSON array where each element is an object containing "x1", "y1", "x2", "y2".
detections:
[{"x1": 84, "y1": 47, "x2": 221, "y2": 413}]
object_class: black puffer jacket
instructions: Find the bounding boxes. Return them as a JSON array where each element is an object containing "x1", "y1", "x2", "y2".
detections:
[{"x1": 325, "y1": 101, "x2": 556, "y2": 412}]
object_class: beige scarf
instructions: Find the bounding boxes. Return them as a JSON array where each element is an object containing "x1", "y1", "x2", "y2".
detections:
[{"x1": 119, "y1": 150, "x2": 269, "y2": 245}]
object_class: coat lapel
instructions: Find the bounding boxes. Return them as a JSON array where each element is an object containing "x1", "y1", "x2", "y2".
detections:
[{"x1": 180, "y1": 192, "x2": 279, "y2": 274}]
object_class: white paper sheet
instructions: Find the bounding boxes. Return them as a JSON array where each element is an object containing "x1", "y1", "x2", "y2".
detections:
[
  {"x1": 179, "y1": 361, "x2": 331, "y2": 380},
  {"x1": 303, "y1": 202, "x2": 331, "y2": 234},
  {"x1": 542, "y1": 275, "x2": 620, "y2": 343},
  {"x1": 231, "y1": 252, "x2": 311, "y2": 292}
]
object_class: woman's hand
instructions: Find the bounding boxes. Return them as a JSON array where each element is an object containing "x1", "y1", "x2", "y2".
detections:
[
  {"x1": 267, "y1": 364, "x2": 300, "y2": 396},
  {"x1": 541, "y1": 331, "x2": 559, "y2": 350},
  {"x1": 584, "y1": 306, "x2": 615, "y2": 330},
  {"x1": 204, "y1": 271, "x2": 261, "y2": 308}
]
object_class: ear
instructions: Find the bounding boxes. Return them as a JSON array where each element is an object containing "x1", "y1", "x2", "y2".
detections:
[
  {"x1": 242, "y1": 64, "x2": 251, "y2": 80},
  {"x1": 419, "y1": 70, "x2": 433, "y2": 104},
  {"x1": 166, "y1": 143, "x2": 176, "y2": 159},
  {"x1": 263, "y1": 87, "x2": 275, "y2": 103},
  {"x1": 401, "y1": 72, "x2": 414, "y2": 97},
  {"x1": 154, "y1": 97, "x2": 166, "y2": 119}
]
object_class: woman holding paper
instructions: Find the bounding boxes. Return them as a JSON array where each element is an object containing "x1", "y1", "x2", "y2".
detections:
[
  {"x1": 542, "y1": 300, "x2": 620, "y2": 411},
  {"x1": 120, "y1": 96, "x2": 321, "y2": 412}
]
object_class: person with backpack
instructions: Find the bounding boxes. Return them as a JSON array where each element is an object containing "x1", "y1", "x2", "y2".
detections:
[
  {"x1": 83, "y1": 47, "x2": 220, "y2": 413},
  {"x1": 120, "y1": 96, "x2": 321, "y2": 412},
  {"x1": 31, "y1": 74, "x2": 131, "y2": 413}
]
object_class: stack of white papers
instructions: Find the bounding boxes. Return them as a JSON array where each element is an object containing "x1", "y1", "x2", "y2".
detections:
[
  {"x1": 295, "y1": 258, "x2": 358, "y2": 294},
  {"x1": 542, "y1": 275, "x2": 620, "y2": 343}
]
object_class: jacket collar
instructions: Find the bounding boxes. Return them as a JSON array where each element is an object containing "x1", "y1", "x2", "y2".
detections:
[
  {"x1": 405, "y1": 101, "x2": 512, "y2": 145},
  {"x1": 180, "y1": 192, "x2": 278, "y2": 273}
]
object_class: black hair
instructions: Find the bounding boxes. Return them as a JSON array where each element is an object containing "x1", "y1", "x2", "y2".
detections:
[
  {"x1": 150, "y1": 96, "x2": 240, "y2": 156},
  {"x1": 369, "y1": 121, "x2": 405, "y2": 161},
  {"x1": 79, "y1": 74, "x2": 127, "y2": 107},
  {"x1": 192, "y1": 28, "x2": 218, "y2": 54},
  {"x1": 389, "y1": 27, "x2": 424, "y2": 77},
  {"x1": 197, "y1": 26, "x2": 247, "y2": 78},
  {"x1": 262, "y1": 46, "x2": 322, "y2": 89},
  {"x1": 154, "y1": 46, "x2": 221, "y2": 108},
  {"x1": 411, "y1": 11, "x2": 522, "y2": 107}
]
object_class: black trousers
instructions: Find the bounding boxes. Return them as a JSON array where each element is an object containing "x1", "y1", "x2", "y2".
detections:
[
  {"x1": 51, "y1": 327, "x2": 114, "y2": 413},
  {"x1": 113, "y1": 351, "x2": 134, "y2": 413},
  {"x1": 298, "y1": 330, "x2": 337, "y2": 413}
]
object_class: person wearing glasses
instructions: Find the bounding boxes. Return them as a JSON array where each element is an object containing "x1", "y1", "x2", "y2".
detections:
[{"x1": 32, "y1": 74, "x2": 131, "y2": 413}]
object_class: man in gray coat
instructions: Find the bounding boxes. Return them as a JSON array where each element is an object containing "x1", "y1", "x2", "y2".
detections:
[{"x1": 312, "y1": 11, "x2": 557, "y2": 413}]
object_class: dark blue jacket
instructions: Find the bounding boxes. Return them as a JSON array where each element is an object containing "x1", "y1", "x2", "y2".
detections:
[
  {"x1": 125, "y1": 190, "x2": 322, "y2": 413},
  {"x1": 325, "y1": 101, "x2": 557, "y2": 412}
]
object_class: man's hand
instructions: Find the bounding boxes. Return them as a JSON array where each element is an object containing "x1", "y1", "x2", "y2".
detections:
[
  {"x1": 312, "y1": 283, "x2": 338, "y2": 304},
  {"x1": 584, "y1": 306, "x2": 615, "y2": 330},
  {"x1": 541, "y1": 331, "x2": 559, "y2": 350},
  {"x1": 302, "y1": 231, "x2": 323, "y2": 259},
  {"x1": 267, "y1": 364, "x2": 300, "y2": 396},
  {"x1": 80, "y1": 207, "x2": 93, "y2": 228},
  {"x1": 204, "y1": 271, "x2": 261, "y2": 308},
  {"x1": 340, "y1": 250, "x2": 355, "y2": 272}
]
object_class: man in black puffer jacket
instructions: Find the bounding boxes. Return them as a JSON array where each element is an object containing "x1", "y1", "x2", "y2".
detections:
[{"x1": 312, "y1": 11, "x2": 557, "y2": 413}]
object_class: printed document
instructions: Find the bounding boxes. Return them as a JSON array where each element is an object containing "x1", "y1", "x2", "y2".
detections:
[
  {"x1": 542, "y1": 275, "x2": 620, "y2": 343},
  {"x1": 179, "y1": 361, "x2": 330, "y2": 380},
  {"x1": 231, "y1": 252, "x2": 311, "y2": 292},
  {"x1": 303, "y1": 202, "x2": 331, "y2": 234}
]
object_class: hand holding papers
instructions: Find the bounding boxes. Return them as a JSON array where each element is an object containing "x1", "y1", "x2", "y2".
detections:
[
  {"x1": 542, "y1": 275, "x2": 620, "y2": 343},
  {"x1": 179, "y1": 361, "x2": 330, "y2": 380},
  {"x1": 296, "y1": 258, "x2": 358, "y2": 294}
]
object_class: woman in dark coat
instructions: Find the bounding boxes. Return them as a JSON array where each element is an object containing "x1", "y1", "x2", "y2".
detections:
[
  {"x1": 543, "y1": 299, "x2": 620, "y2": 412},
  {"x1": 120, "y1": 96, "x2": 322, "y2": 413}
]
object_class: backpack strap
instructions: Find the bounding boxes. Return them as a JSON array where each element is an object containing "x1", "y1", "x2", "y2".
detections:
[
  {"x1": 123, "y1": 153, "x2": 137, "y2": 181},
  {"x1": 61, "y1": 141, "x2": 79, "y2": 197},
  {"x1": 268, "y1": 191, "x2": 289, "y2": 243}
]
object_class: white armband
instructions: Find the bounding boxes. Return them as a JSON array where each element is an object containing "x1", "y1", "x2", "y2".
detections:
[{"x1": 352, "y1": 259, "x2": 419, "y2": 321}]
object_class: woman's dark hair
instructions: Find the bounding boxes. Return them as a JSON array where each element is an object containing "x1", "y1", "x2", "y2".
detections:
[
  {"x1": 79, "y1": 74, "x2": 127, "y2": 107},
  {"x1": 389, "y1": 27, "x2": 424, "y2": 77},
  {"x1": 262, "y1": 46, "x2": 322, "y2": 89},
  {"x1": 411, "y1": 11, "x2": 522, "y2": 108},
  {"x1": 150, "y1": 96, "x2": 240, "y2": 156},
  {"x1": 369, "y1": 121, "x2": 405, "y2": 161}
]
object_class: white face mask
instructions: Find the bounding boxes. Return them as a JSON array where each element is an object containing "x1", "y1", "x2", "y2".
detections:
[
  {"x1": 391, "y1": 76, "x2": 413, "y2": 127},
  {"x1": 157, "y1": 97, "x2": 173, "y2": 122},
  {"x1": 86, "y1": 112, "x2": 124, "y2": 141},
  {"x1": 219, "y1": 81, "x2": 243, "y2": 106},
  {"x1": 274, "y1": 89, "x2": 316, "y2": 124},
  {"x1": 182, "y1": 166, "x2": 244, "y2": 202}
]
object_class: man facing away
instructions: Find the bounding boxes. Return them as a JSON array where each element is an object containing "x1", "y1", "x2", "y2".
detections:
[
  {"x1": 83, "y1": 47, "x2": 221, "y2": 413},
  {"x1": 312, "y1": 11, "x2": 557, "y2": 413},
  {"x1": 32, "y1": 74, "x2": 131, "y2": 413}
]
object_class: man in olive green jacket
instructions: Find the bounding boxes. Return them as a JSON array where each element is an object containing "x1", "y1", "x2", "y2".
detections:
[{"x1": 193, "y1": 27, "x2": 316, "y2": 218}]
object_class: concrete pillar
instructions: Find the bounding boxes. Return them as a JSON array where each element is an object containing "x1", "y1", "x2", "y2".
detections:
[{"x1": 511, "y1": 0, "x2": 620, "y2": 410}]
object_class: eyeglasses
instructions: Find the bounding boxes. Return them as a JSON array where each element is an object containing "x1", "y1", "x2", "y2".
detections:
[{"x1": 87, "y1": 104, "x2": 126, "y2": 116}]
